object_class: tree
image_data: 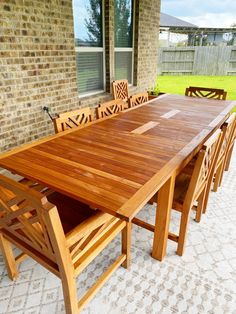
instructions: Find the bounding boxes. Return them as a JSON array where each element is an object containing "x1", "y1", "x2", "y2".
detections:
[
  {"x1": 115, "y1": 0, "x2": 132, "y2": 47},
  {"x1": 84, "y1": 0, "x2": 132, "y2": 47},
  {"x1": 85, "y1": 0, "x2": 103, "y2": 46},
  {"x1": 231, "y1": 23, "x2": 236, "y2": 28}
]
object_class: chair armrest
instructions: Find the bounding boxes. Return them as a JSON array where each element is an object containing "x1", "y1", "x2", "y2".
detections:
[{"x1": 65, "y1": 212, "x2": 113, "y2": 247}]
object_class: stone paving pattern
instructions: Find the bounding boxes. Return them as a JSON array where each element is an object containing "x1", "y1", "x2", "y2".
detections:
[{"x1": 0, "y1": 149, "x2": 236, "y2": 314}]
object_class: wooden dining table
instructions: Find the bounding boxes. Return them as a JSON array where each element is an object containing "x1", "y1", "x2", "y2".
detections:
[{"x1": 0, "y1": 94, "x2": 235, "y2": 261}]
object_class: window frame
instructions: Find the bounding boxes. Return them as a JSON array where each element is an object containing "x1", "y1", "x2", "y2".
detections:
[
  {"x1": 74, "y1": 0, "x2": 106, "y2": 98},
  {"x1": 114, "y1": 0, "x2": 135, "y2": 85}
]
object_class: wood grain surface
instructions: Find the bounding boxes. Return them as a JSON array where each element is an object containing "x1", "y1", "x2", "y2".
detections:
[{"x1": 0, "y1": 94, "x2": 235, "y2": 222}]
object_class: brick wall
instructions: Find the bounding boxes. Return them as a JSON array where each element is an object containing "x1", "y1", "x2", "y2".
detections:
[
  {"x1": 0, "y1": 0, "x2": 161, "y2": 153},
  {"x1": 104, "y1": 0, "x2": 115, "y2": 93},
  {"x1": 134, "y1": 0, "x2": 160, "y2": 88},
  {"x1": 0, "y1": 0, "x2": 80, "y2": 152}
]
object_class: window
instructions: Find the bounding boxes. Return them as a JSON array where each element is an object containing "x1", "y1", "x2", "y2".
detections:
[
  {"x1": 114, "y1": 0, "x2": 134, "y2": 84},
  {"x1": 72, "y1": 0, "x2": 105, "y2": 95}
]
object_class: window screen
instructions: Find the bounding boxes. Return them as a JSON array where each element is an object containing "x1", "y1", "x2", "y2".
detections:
[{"x1": 115, "y1": 51, "x2": 132, "y2": 83}]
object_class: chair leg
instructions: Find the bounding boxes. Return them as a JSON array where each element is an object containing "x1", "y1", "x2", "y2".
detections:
[
  {"x1": 0, "y1": 234, "x2": 19, "y2": 281},
  {"x1": 195, "y1": 189, "x2": 205, "y2": 223},
  {"x1": 213, "y1": 162, "x2": 224, "y2": 192},
  {"x1": 122, "y1": 222, "x2": 131, "y2": 269},
  {"x1": 44, "y1": 207, "x2": 79, "y2": 314},
  {"x1": 177, "y1": 208, "x2": 191, "y2": 256},
  {"x1": 219, "y1": 160, "x2": 226, "y2": 186},
  {"x1": 61, "y1": 273, "x2": 79, "y2": 314},
  {"x1": 203, "y1": 177, "x2": 213, "y2": 214},
  {"x1": 225, "y1": 144, "x2": 234, "y2": 171}
]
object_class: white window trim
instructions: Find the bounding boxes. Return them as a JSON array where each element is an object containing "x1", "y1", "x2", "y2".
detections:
[
  {"x1": 114, "y1": 48, "x2": 133, "y2": 52},
  {"x1": 114, "y1": 0, "x2": 135, "y2": 85},
  {"x1": 75, "y1": 0, "x2": 106, "y2": 97},
  {"x1": 75, "y1": 47, "x2": 104, "y2": 52},
  {"x1": 79, "y1": 89, "x2": 105, "y2": 99}
]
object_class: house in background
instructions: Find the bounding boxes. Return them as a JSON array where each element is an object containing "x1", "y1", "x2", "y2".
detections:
[
  {"x1": 159, "y1": 13, "x2": 197, "y2": 47},
  {"x1": 160, "y1": 12, "x2": 236, "y2": 47},
  {"x1": 0, "y1": 0, "x2": 161, "y2": 153}
]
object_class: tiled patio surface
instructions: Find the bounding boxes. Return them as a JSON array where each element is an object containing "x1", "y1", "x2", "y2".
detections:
[{"x1": 0, "y1": 149, "x2": 236, "y2": 314}]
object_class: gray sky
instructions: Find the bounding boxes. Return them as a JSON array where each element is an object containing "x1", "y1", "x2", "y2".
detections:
[
  {"x1": 73, "y1": 0, "x2": 89, "y2": 39},
  {"x1": 161, "y1": 0, "x2": 236, "y2": 27}
]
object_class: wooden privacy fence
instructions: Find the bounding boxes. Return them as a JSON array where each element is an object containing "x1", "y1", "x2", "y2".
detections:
[{"x1": 158, "y1": 46, "x2": 236, "y2": 75}]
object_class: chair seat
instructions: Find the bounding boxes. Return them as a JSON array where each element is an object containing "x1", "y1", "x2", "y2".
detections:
[
  {"x1": 153, "y1": 172, "x2": 192, "y2": 211},
  {"x1": 151, "y1": 166, "x2": 193, "y2": 209},
  {"x1": 173, "y1": 173, "x2": 191, "y2": 211},
  {"x1": 3, "y1": 177, "x2": 98, "y2": 235},
  {"x1": 181, "y1": 157, "x2": 196, "y2": 176},
  {"x1": 47, "y1": 192, "x2": 96, "y2": 234}
]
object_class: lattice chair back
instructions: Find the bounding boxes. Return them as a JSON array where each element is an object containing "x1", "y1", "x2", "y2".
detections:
[
  {"x1": 185, "y1": 86, "x2": 227, "y2": 100},
  {"x1": 212, "y1": 113, "x2": 236, "y2": 192},
  {"x1": 112, "y1": 79, "x2": 129, "y2": 102},
  {"x1": 224, "y1": 113, "x2": 236, "y2": 171},
  {"x1": 53, "y1": 107, "x2": 94, "y2": 133},
  {"x1": 129, "y1": 92, "x2": 149, "y2": 108},
  {"x1": 231, "y1": 116, "x2": 236, "y2": 145},
  {"x1": 184, "y1": 129, "x2": 222, "y2": 209},
  {"x1": 0, "y1": 175, "x2": 60, "y2": 265},
  {"x1": 218, "y1": 113, "x2": 236, "y2": 161},
  {"x1": 229, "y1": 113, "x2": 236, "y2": 142},
  {"x1": 97, "y1": 99, "x2": 126, "y2": 119}
]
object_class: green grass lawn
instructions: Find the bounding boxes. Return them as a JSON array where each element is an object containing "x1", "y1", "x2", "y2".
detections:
[{"x1": 157, "y1": 75, "x2": 236, "y2": 111}]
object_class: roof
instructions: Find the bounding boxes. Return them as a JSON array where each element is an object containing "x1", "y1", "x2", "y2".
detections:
[
  {"x1": 160, "y1": 12, "x2": 198, "y2": 28},
  {"x1": 161, "y1": 26, "x2": 236, "y2": 35}
]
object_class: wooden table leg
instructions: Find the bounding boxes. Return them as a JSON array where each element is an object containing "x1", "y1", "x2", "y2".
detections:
[{"x1": 152, "y1": 174, "x2": 175, "y2": 261}]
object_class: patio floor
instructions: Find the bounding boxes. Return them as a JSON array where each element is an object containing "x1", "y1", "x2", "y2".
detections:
[{"x1": 0, "y1": 149, "x2": 236, "y2": 314}]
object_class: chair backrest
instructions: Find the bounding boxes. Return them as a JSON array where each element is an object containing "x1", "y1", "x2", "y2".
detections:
[
  {"x1": 0, "y1": 175, "x2": 63, "y2": 267},
  {"x1": 219, "y1": 113, "x2": 236, "y2": 161},
  {"x1": 185, "y1": 86, "x2": 227, "y2": 100},
  {"x1": 112, "y1": 79, "x2": 129, "y2": 102},
  {"x1": 230, "y1": 113, "x2": 236, "y2": 142},
  {"x1": 53, "y1": 107, "x2": 94, "y2": 133},
  {"x1": 129, "y1": 92, "x2": 149, "y2": 108},
  {"x1": 97, "y1": 99, "x2": 126, "y2": 119},
  {"x1": 184, "y1": 129, "x2": 222, "y2": 208}
]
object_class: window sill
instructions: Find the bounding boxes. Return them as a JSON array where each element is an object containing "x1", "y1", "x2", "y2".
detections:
[
  {"x1": 79, "y1": 90, "x2": 105, "y2": 99},
  {"x1": 78, "y1": 85, "x2": 142, "y2": 107},
  {"x1": 79, "y1": 91, "x2": 112, "y2": 106}
]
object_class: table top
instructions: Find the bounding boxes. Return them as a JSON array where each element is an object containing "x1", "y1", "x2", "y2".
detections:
[{"x1": 0, "y1": 94, "x2": 235, "y2": 221}]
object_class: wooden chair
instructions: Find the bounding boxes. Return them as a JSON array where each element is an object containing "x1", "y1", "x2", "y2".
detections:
[
  {"x1": 129, "y1": 92, "x2": 149, "y2": 108},
  {"x1": 185, "y1": 86, "x2": 227, "y2": 100},
  {"x1": 112, "y1": 79, "x2": 129, "y2": 103},
  {"x1": 133, "y1": 129, "x2": 222, "y2": 256},
  {"x1": 97, "y1": 99, "x2": 126, "y2": 119},
  {"x1": 53, "y1": 107, "x2": 94, "y2": 133},
  {"x1": 172, "y1": 129, "x2": 223, "y2": 256},
  {"x1": 213, "y1": 113, "x2": 236, "y2": 191},
  {"x1": 224, "y1": 114, "x2": 236, "y2": 171},
  {"x1": 0, "y1": 175, "x2": 131, "y2": 313},
  {"x1": 182, "y1": 114, "x2": 236, "y2": 193}
]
